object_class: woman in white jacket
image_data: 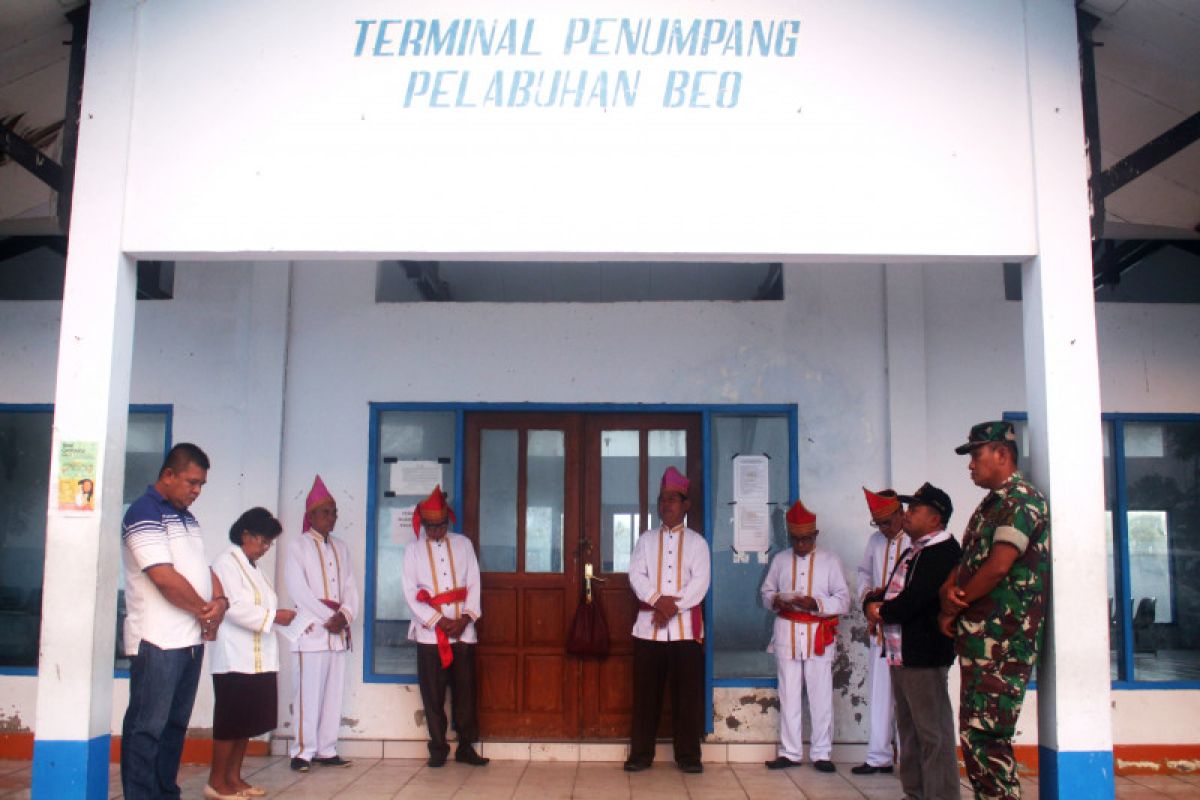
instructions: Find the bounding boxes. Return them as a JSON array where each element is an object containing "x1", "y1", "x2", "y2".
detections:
[{"x1": 205, "y1": 508, "x2": 296, "y2": 800}]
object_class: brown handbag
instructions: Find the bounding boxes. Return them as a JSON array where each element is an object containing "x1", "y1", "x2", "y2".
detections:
[{"x1": 566, "y1": 595, "x2": 610, "y2": 658}]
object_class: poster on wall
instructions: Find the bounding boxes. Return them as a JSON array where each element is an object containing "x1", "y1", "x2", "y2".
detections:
[
  {"x1": 56, "y1": 440, "x2": 98, "y2": 514},
  {"x1": 733, "y1": 503, "x2": 770, "y2": 553},
  {"x1": 391, "y1": 507, "x2": 417, "y2": 543},
  {"x1": 389, "y1": 460, "x2": 443, "y2": 496}
]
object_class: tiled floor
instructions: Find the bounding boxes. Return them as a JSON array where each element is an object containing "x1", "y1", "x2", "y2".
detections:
[{"x1": 1, "y1": 756, "x2": 1198, "y2": 798}]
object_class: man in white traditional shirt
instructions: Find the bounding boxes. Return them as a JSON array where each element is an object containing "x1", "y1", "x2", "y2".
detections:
[
  {"x1": 401, "y1": 485, "x2": 489, "y2": 768},
  {"x1": 762, "y1": 499, "x2": 850, "y2": 773},
  {"x1": 624, "y1": 467, "x2": 710, "y2": 774},
  {"x1": 851, "y1": 487, "x2": 909, "y2": 775},
  {"x1": 285, "y1": 475, "x2": 359, "y2": 772}
]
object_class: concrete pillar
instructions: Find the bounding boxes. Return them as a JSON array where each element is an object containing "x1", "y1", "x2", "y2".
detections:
[
  {"x1": 32, "y1": 2, "x2": 139, "y2": 797},
  {"x1": 1021, "y1": 1, "x2": 1115, "y2": 797}
]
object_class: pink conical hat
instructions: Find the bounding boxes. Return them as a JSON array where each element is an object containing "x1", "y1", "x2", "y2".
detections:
[
  {"x1": 660, "y1": 466, "x2": 690, "y2": 497},
  {"x1": 303, "y1": 474, "x2": 335, "y2": 532}
]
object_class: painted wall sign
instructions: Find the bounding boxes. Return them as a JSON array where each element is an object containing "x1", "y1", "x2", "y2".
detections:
[{"x1": 119, "y1": 0, "x2": 1038, "y2": 259}]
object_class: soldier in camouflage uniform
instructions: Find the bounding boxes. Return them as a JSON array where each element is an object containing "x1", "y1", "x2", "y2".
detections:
[{"x1": 938, "y1": 421, "x2": 1050, "y2": 800}]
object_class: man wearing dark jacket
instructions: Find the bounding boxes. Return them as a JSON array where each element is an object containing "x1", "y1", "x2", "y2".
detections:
[{"x1": 865, "y1": 483, "x2": 962, "y2": 800}]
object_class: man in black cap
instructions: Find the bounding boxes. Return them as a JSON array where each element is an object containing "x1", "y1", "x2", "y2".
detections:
[
  {"x1": 939, "y1": 421, "x2": 1050, "y2": 800},
  {"x1": 865, "y1": 483, "x2": 961, "y2": 800}
]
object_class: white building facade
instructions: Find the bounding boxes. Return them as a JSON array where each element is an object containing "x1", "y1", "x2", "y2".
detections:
[{"x1": 1, "y1": 1, "x2": 1196, "y2": 797}]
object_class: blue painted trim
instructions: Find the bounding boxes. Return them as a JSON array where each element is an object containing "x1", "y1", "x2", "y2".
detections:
[
  {"x1": 368, "y1": 401, "x2": 794, "y2": 414},
  {"x1": 363, "y1": 404, "x2": 381, "y2": 683},
  {"x1": 1037, "y1": 746, "x2": 1113, "y2": 800},
  {"x1": 0, "y1": 666, "x2": 38, "y2": 677},
  {"x1": 0, "y1": 403, "x2": 55, "y2": 413},
  {"x1": 32, "y1": 735, "x2": 110, "y2": 800},
  {"x1": 1110, "y1": 680, "x2": 1200, "y2": 691},
  {"x1": 1111, "y1": 420, "x2": 1136, "y2": 682},
  {"x1": 787, "y1": 407, "x2": 799, "y2": 502},
  {"x1": 454, "y1": 410, "x2": 465, "y2": 521},
  {"x1": 702, "y1": 410, "x2": 714, "y2": 735},
  {"x1": 713, "y1": 677, "x2": 777, "y2": 688}
]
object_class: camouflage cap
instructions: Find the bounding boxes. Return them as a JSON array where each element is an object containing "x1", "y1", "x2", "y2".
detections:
[{"x1": 954, "y1": 420, "x2": 1016, "y2": 455}]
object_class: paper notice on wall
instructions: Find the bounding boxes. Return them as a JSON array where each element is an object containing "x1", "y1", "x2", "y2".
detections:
[
  {"x1": 733, "y1": 502, "x2": 770, "y2": 553},
  {"x1": 391, "y1": 507, "x2": 416, "y2": 544},
  {"x1": 733, "y1": 455, "x2": 769, "y2": 503},
  {"x1": 389, "y1": 461, "x2": 442, "y2": 496},
  {"x1": 56, "y1": 440, "x2": 98, "y2": 515}
]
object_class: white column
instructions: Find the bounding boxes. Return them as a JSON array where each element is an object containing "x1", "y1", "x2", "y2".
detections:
[
  {"x1": 1021, "y1": 1, "x2": 1114, "y2": 797},
  {"x1": 32, "y1": 2, "x2": 139, "y2": 798}
]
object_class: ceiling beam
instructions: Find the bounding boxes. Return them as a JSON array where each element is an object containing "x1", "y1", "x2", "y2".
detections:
[{"x1": 1099, "y1": 110, "x2": 1200, "y2": 198}]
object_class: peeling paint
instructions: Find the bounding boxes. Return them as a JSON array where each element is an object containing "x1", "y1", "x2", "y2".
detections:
[
  {"x1": 414, "y1": 709, "x2": 426, "y2": 728},
  {"x1": 341, "y1": 717, "x2": 360, "y2": 731},
  {"x1": 724, "y1": 715, "x2": 740, "y2": 730},
  {"x1": 1117, "y1": 759, "x2": 1162, "y2": 771},
  {"x1": 1165, "y1": 760, "x2": 1199, "y2": 773}
]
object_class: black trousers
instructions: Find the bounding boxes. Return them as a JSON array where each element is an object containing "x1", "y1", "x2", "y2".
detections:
[
  {"x1": 628, "y1": 638, "x2": 704, "y2": 766},
  {"x1": 416, "y1": 642, "x2": 479, "y2": 758}
]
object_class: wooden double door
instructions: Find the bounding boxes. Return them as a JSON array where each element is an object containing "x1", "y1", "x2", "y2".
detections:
[{"x1": 463, "y1": 412, "x2": 703, "y2": 739}]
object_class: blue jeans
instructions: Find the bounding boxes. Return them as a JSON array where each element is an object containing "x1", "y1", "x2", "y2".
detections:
[{"x1": 121, "y1": 641, "x2": 203, "y2": 800}]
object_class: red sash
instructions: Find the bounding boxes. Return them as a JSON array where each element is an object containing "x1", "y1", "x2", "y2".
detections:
[
  {"x1": 638, "y1": 601, "x2": 705, "y2": 644},
  {"x1": 416, "y1": 587, "x2": 469, "y2": 668},
  {"x1": 319, "y1": 599, "x2": 352, "y2": 651},
  {"x1": 779, "y1": 610, "x2": 839, "y2": 657}
]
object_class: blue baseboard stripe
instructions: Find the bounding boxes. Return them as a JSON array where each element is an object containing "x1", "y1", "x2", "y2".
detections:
[
  {"x1": 1038, "y1": 746, "x2": 1114, "y2": 800},
  {"x1": 31, "y1": 735, "x2": 110, "y2": 800}
]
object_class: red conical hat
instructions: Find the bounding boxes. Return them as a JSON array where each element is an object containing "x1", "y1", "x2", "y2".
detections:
[
  {"x1": 412, "y1": 484, "x2": 456, "y2": 537},
  {"x1": 785, "y1": 500, "x2": 817, "y2": 535},
  {"x1": 862, "y1": 487, "x2": 901, "y2": 523}
]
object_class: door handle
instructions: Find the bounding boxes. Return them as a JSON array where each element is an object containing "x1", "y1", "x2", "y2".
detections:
[{"x1": 584, "y1": 562, "x2": 607, "y2": 603}]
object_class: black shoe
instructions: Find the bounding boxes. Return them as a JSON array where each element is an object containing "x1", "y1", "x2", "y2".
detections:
[
  {"x1": 678, "y1": 761, "x2": 703, "y2": 774},
  {"x1": 290, "y1": 757, "x2": 310, "y2": 772},
  {"x1": 850, "y1": 763, "x2": 893, "y2": 775},
  {"x1": 764, "y1": 756, "x2": 802, "y2": 770},
  {"x1": 427, "y1": 753, "x2": 447, "y2": 768},
  {"x1": 313, "y1": 755, "x2": 352, "y2": 767},
  {"x1": 623, "y1": 760, "x2": 652, "y2": 772},
  {"x1": 456, "y1": 747, "x2": 490, "y2": 766},
  {"x1": 813, "y1": 760, "x2": 837, "y2": 773}
]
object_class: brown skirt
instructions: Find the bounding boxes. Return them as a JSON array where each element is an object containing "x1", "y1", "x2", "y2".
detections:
[{"x1": 212, "y1": 671, "x2": 277, "y2": 741}]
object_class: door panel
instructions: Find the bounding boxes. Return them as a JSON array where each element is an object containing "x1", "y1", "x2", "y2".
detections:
[
  {"x1": 580, "y1": 414, "x2": 703, "y2": 739},
  {"x1": 467, "y1": 413, "x2": 582, "y2": 738},
  {"x1": 467, "y1": 411, "x2": 701, "y2": 740}
]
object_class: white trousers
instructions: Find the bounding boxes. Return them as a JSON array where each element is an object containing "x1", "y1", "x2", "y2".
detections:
[
  {"x1": 865, "y1": 641, "x2": 897, "y2": 767},
  {"x1": 775, "y1": 652, "x2": 833, "y2": 762},
  {"x1": 290, "y1": 650, "x2": 346, "y2": 760}
]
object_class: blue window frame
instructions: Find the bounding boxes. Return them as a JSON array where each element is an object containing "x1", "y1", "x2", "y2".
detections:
[
  {"x1": 1006, "y1": 412, "x2": 1200, "y2": 689},
  {"x1": 364, "y1": 403, "x2": 799, "y2": 732},
  {"x1": 0, "y1": 404, "x2": 172, "y2": 676}
]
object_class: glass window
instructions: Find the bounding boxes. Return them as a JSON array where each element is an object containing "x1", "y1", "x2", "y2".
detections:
[
  {"x1": 478, "y1": 429, "x2": 519, "y2": 573},
  {"x1": 1123, "y1": 421, "x2": 1200, "y2": 682},
  {"x1": 600, "y1": 430, "x2": 641, "y2": 573},
  {"x1": 525, "y1": 430, "x2": 565, "y2": 574},
  {"x1": 0, "y1": 407, "x2": 169, "y2": 670},
  {"x1": 371, "y1": 410, "x2": 456, "y2": 676},
  {"x1": 710, "y1": 414, "x2": 792, "y2": 680},
  {"x1": 646, "y1": 429, "x2": 687, "y2": 532}
]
